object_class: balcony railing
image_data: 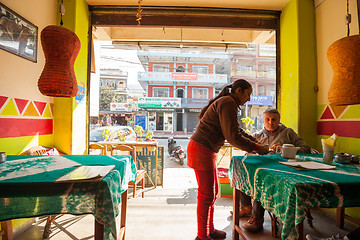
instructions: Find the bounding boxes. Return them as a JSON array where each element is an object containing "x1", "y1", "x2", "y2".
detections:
[
  {"x1": 181, "y1": 98, "x2": 209, "y2": 108},
  {"x1": 138, "y1": 72, "x2": 227, "y2": 84}
]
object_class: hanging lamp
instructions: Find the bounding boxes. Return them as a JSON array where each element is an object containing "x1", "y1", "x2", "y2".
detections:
[
  {"x1": 327, "y1": 0, "x2": 360, "y2": 105},
  {"x1": 37, "y1": 2, "x2": 80, "y2": 97}
]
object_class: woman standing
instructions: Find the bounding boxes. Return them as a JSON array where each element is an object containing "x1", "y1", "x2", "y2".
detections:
[{"x1": 187, "y1": 79, "x2": 268, "y2": 240}]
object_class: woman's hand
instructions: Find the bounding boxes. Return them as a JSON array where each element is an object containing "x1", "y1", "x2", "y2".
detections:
[{"x1": 256, "y1": 145, "x2": 269, "y2": 155}]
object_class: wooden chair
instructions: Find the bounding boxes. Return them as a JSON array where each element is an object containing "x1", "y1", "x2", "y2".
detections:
[
  {"x1": 0, "y1": 221, "x2": 13, "y2": 240},
  {"x1": 89, "y1": 143, "x2": 107, "y2": 155},
  {"x1": 111, "y1": 145, "x2": 146, "y2": 198},
  {"x1": 21, "y1": 146, "x2": 52, "y2": 155}
]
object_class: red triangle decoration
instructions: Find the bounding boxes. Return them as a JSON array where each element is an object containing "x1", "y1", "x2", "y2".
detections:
[
  {"x1": 34, "y1": 101, "x2": 47, "y2": 116},
  {"x1": 14, "y1": 98, "x2": 29, "y2": 115},
  {"x1": 320, "y1": 106, "x2": 334, "y2": 119},
  {"x1": 0, "y1": 96, "x2": 8, "y2": 109}
]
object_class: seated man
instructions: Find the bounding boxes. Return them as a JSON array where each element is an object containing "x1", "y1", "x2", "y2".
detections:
[{"x1": 240, "y1": 108, "x2": 312, "y2": 232}]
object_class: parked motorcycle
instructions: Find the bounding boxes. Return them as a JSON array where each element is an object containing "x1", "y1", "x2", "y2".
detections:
[{"x1": 167, "y1": 136, "x2": 186, "y2": 165}]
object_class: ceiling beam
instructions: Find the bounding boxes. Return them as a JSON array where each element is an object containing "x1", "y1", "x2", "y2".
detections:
[
  {"x1": 90, "y1": 6, "x2": 280, "y2": 30},
  {"x1": 251, "y1": 30, "x2": 275, "y2": 44}
]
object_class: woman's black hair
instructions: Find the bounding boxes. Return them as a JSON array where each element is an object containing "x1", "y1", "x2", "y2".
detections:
[{"x1": 198, "y1": 79, "x2": 252, "y2": 119}]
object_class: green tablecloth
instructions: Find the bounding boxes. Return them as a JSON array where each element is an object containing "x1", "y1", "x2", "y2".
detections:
[
  {"x1": 229, "y1": 154, "x2": 360, "y2": 240},
  {"x1": 0, "y1": 155, "x2": 137, "y2": 240}
]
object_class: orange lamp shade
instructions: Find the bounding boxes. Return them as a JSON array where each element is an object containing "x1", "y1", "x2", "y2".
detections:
[
  {"x1": 327, "y1": 34, "x2": 360, "y2": 106},
  {"x1": 38, "y1": 25, "x2": 81, "y2": 97}
]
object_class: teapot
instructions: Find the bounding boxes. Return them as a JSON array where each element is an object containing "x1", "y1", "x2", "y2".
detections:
[{"x1": 281, "y1": 144, "x2": 300, "y2": 159}]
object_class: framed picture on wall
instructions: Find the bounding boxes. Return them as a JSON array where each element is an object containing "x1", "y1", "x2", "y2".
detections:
[{"x1": 0, "y1": 2, "x2": 38, "y2": 62}]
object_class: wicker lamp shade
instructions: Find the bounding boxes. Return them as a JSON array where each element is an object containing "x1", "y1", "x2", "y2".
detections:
[
  {"x1": 327, "y1": 34, "x2": 360, "y2": 105},
  {"x1": 38, "y1": 25, "x2": 81, "y2": 97}
]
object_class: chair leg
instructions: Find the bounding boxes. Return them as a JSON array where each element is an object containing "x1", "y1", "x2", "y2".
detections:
[
  {"x1": 43, "y1": 215, "x2": 58, "y2": 239},
  {"x1": 305, "y1": 208, "x2": 313, "y2": 228},
  {"x1": 133, "y1": 183, "x2": 136, "y2": 198},
  {"x1": 1, "y1": 221, "x2": 13, "y2": 240},
  {"x1": 141, "y1": 178, "x2": 145, "y2": 198}
]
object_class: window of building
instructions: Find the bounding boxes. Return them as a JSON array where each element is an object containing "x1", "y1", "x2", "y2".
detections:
[
  {"x1": 176, "y1": 65, "x2": 186, "y2": 72},
  {"x1": 192, "y1": 88, "x2": 208, "y2": 99},
  {"x1": 176, "y1": 89, "x2": 185, "y2": 98},
  {"x1": 192, "y1": 66, "x2": 208, "y2": 74},
  {"x1": 258, "y1": 85, "x2": 266, "y2": 96},
  {"x1": 267, "y1": 84, "x2": 276, "y2": 99},
  {"x1": 153, "y1": 87, "x2": 169, "y2": 97},
  {"x1": 153, "y1": 64, "x2": 169, "y2": 72}
]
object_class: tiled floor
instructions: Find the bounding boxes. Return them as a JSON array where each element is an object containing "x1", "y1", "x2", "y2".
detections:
[{"x1": 15, "y1": 167, "x2": 358, "y2": 240}]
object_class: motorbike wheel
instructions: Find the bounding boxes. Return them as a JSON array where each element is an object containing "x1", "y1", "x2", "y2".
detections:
[{"x1": 179, "y1": 157, "x2": 184, "y2": 165}]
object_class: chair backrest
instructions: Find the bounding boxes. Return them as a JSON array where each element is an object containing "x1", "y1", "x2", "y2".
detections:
[
  {"x1": 89, "y1": 143, "x2": 107, "y2": 155},
  {"x1": 23, "y1": 146, "x2": 52, "y2": 155},
  {"x1": 111, "y1": 145, "x2": 136, "y2": 163}
]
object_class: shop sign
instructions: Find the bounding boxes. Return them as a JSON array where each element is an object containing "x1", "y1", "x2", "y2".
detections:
[
  {"x1": 172, "y1": 72, "x2": 197, "y2": 81},
  {"x1": 110, "y1": 102, "x2": 132, "y2": 112},
  {"x1": 138, "y1": 97, "x2": 181, "y2": 108},
  {"x1": 247, "y1": 95, "x2": 273, "y2": 106},
  {"x1": 146, "y1": 108, "x2": 174, "y2": 112},
  {"x1": 186, "y1": 108, "x2": 201, "y2": 112}
]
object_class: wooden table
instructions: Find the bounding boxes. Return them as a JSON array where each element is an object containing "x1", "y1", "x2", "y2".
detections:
[
  {"x1": 0, "y1": 155, "x2": 137, "y2": 240},
  {"x1": 229, "y1": 154, "x2": 360, "y2": 240}
]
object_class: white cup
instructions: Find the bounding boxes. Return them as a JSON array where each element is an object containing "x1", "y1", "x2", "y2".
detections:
[{"x1": 281, "y1": 144, "x2": 300, "y2": 159}]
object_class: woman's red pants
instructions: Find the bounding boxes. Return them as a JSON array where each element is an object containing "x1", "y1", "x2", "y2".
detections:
[{"x1": 194, "y1": 168, "x2": 219, "y2": 240}]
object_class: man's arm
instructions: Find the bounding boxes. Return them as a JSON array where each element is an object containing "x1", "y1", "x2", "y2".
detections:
[{"x1": 287, "y1": 128, "x2": 312, "y2": 154}]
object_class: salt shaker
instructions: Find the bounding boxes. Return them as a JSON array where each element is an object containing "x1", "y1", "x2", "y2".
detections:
[{"x1": 0, "y1": 152, "x2": 6, "y2": 163}]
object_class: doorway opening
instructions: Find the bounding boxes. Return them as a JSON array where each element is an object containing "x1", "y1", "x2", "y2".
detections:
[{"x1": 88, "y1": 6, "x2": 280, "y2": 187}]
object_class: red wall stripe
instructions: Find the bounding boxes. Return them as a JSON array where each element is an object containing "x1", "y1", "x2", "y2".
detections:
[
  {"x1": 0, "y1": 96, "x2": 8, "y2": 109},
  {"x1": 0, "y1": 118, "x2": 53, "y2": 138},
  {"x1": 34, "y1": 101, "x2": 47, "y2": 115},
  {"x1": 317, "y1": 121, "x2": 360, "y2": 138},
  {"x1": 14, "y1": 98, "x2": 29, "y2": 115},
  {"x1": 320, "y1": 106, "x2": 334, "y2": 119}
]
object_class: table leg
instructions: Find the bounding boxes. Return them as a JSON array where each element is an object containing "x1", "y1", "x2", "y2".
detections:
[
  {"x1": 94, "y1": 220, "x2": 104, "y2": 240},
  {"x1": 233, "y1": 188, "x2": 240, "y2": 240},
  {"x1": 336, "y1": 207, "x2": 345, "y2": 229},
  {"x1": 119, "y1": 190, "x2": 128, "y2": 240},
  {"x1": 94, "y1": 190, "x2": 128, "y2": 240},
  {"x1": 297, "y1": 221, "x2": 304, "y2": 240},
  {"x1": 155, "y1": 146, "x2": 158, "y2": 188},
  {"x1": 268, "y1": 211, "x2": 279, "y2": 238}
]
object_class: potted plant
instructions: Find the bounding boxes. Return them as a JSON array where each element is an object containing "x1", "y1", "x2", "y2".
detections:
[
  {"x1": 134, "y1": 125, "x2": 144, "y2": 141},
  {"x1": 102, "y1": 128, "x2": 117, "y2": 141},
  {"x1": 241, "y1": 117, "x2": 255, "y2": 134},
  {"x1": 145, "y1": 130, "x2": 154, "y2": 141}
]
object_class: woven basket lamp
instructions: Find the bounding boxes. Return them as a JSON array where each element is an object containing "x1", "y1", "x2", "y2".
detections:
[
  {"x1": 38, "y1": 25, "x2": 81, "y2": 97},
  {"x1": 327, "y1": 35, "x2": 360, "y2": 105}
]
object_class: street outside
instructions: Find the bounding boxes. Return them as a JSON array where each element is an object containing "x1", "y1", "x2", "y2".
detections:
[{"x1": 156, "y1": 137, "x2": 190, "y2": 168}]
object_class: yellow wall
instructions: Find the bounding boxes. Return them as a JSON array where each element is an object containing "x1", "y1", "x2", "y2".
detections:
[
  {"x1": 53, "y1": 0, "x2": 89, "y2": 154},
  {"x1": 280, "y1": 0, "x2": 318, "y2": 148}
]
